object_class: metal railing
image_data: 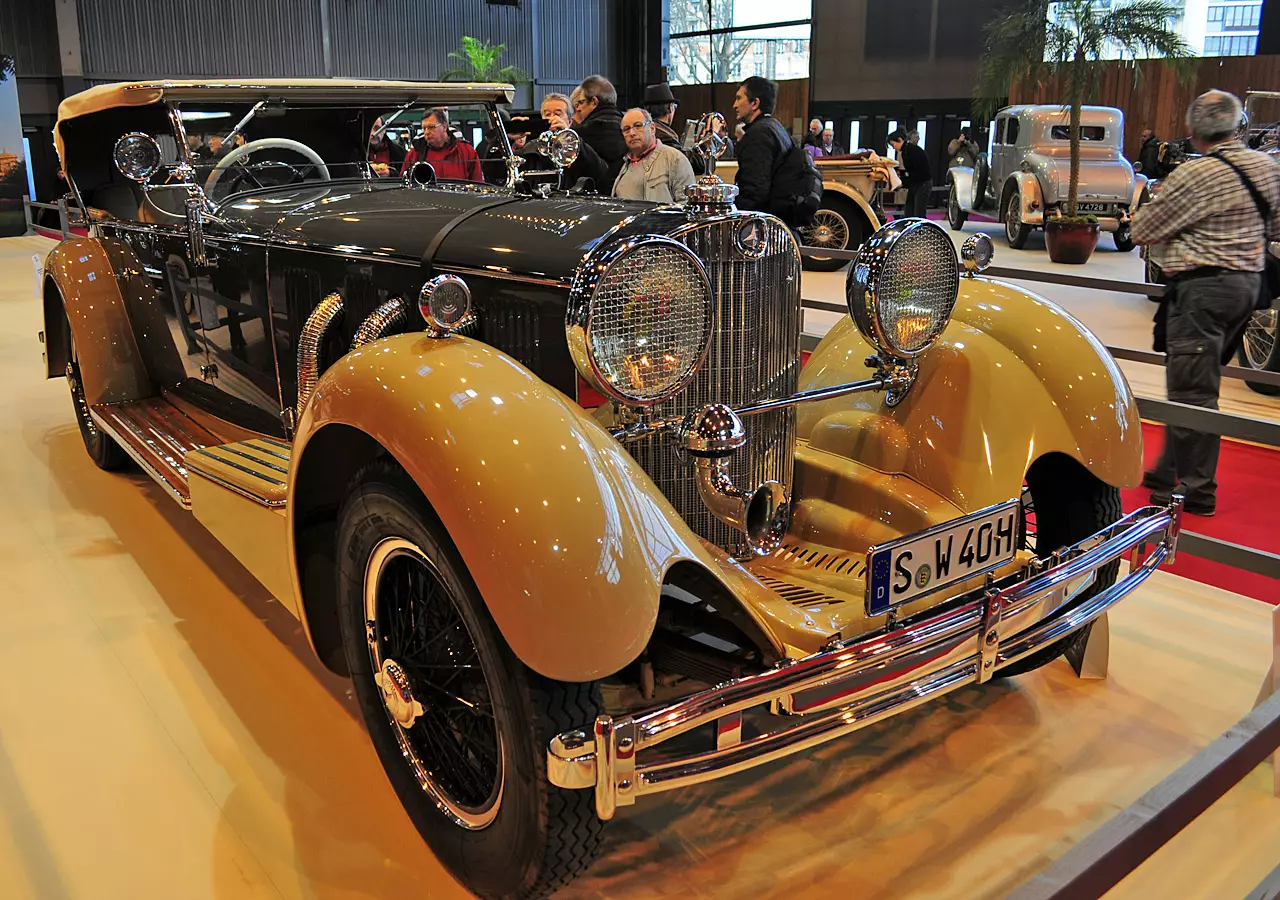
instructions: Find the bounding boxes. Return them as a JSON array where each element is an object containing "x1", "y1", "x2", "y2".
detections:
[
  {"x1": 797, "y1": 241, "x2": 1280, "y2": 897},
  {"x1": 22, "y1": 195, "x2": 71, "y2": 241}
]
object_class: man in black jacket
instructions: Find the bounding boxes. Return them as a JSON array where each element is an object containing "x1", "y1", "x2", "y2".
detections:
[
  {"x1": 571, "y1": 75, "x2": 628, "y2": 187},
  {"x1": 732, "y1": 75, "x2": 792, "y2": 218},
  {"x1": 1136, "y1": 128, "x2": 1161, "y2": 176},
  {"x1": 889, "y1": 128, "x2": 932, "y2": 218}
]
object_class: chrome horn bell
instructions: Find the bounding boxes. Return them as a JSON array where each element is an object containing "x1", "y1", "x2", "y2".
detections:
[{"x1": 680, "y1": 403, "x2": 790, "y2": 557}]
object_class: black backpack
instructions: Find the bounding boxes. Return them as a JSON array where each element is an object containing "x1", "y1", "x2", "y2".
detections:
[{"x1": 768, "y1": 131, "x2": 824, "y2": 227}]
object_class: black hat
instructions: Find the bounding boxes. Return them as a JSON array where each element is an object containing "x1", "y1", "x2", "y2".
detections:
[{"x1": 643, "y1": 82, "x2": 676, "y2": 105}]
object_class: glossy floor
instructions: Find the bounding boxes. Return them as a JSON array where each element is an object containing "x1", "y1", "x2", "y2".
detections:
[{"x1": 5, "y1": 234, "x2": 1280, "y2": 899}]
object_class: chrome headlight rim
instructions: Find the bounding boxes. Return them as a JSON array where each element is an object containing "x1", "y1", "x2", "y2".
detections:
[
  {"x1": 567, "y1": 234, "x2": 716, "y2": 408},
  {"x1": 961, "y1": 232, "x2": 995, "y2": 276},
  {"x1": 419, "y1": 273, "x2": 475, "y2": 337},
  {"x1": 846, "y1": 218, "x2": 960, "y2": 359}
]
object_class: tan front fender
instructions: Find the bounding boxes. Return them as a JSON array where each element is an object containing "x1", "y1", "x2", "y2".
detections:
[
  {"x1": 798, "y1": 279, "x2": 1142, "y2": 515},
  {"x1": 43, "y1": 238, "x2": 154, "y2": 404},
  {"x1": 289, "y1": 335, "x2": 794, "y2": 682}
]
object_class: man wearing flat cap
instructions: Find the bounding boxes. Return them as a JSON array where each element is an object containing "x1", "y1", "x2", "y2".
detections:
[{"x1": 644, "y1": 82, "x2": 682, "y2": 149}]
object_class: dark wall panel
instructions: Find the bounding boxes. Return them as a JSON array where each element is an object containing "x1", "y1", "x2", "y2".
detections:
[
  {"x1": 935, "y1": 0, "x2": 1007, "y2": 59},
  {"x1": 78, "y1": 0, "x2": 325, "y2": 79},
  {"x1": 0, "y1": 0, "x2": 59, "y2": 77},
  {"x1": 864, "y1": 0, "x2": 932, "y2": 60}
]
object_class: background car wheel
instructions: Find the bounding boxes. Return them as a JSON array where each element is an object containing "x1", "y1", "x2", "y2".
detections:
[
  {"x1": 336, "y1": 460, "x2": 605, "y2": 900},
  {"x1": 1113, "y1": 225, "x2": 1134, "y2": 252},
  {"x1": 972, "y1": 154, "x2": 990, "y2": 209},
  {"x1": 60, "y1": 305, "x2": 129, "y2": 471},
  {"x1": 800, "y1": 196, "x2": 866, "y2": 272},
  {"x1": 997, "y1": 455, "x2": 1122, "y2": 678},
  {"x1": 947, "y1": 183, "x2": 968, "y2": 231},
  {"x1": 1004, "y1": 192, "x2": 1032, "y2": 249},
  {"x1": 1237, "y1": 309, "x2": 1280, "y2": 396}
]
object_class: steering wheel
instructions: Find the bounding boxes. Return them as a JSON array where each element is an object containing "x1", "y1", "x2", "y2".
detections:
[{"x1": 204, "y1": 138, "x2": 331, "y2": 200}]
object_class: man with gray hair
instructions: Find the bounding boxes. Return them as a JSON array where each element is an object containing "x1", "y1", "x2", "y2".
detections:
[
  {"x1": 613, "y1": 108, "x2": 696, "y2": 203},
  {"x1": 1133, "y1": 89, "x2": 1280, "y2": 516},
  {"x1": 572, "y1": 74, "x2": 627, "y2": 184}
]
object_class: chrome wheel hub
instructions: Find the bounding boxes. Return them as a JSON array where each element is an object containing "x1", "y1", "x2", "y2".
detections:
[
  {"x1": 801, "y1": 209, "x2": 849, "y2": 258},
  {"x1": 374, "y1": 657, "x2": 424, "y2": 729}
]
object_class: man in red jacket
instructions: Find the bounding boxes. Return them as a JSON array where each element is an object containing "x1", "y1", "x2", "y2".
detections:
[{"x1": 401, "y1": 107, "x2": 483, "y2": 182}]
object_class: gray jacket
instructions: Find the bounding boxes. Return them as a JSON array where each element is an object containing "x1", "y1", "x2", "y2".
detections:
[{"x1": 612, "y1": 142, "x2": 697, "y2": 204}]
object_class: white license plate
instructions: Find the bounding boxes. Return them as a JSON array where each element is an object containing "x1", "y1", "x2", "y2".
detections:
[
  {"x1": 1077, "y1": 202, "x2": 1110, "y2": 213},
  {"x1": 866, "y1": 500, "x2": 1020, "y2": 615}
]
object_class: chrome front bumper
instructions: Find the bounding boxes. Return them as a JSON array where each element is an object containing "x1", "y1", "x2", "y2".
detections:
[{"x1": 548, "y1": 500, "x2": 1182, "y2": 820}]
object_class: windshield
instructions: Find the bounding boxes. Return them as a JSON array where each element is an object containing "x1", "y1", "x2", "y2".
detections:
[{"x1": 168, "y1": 100, "x2": 511, "y2": 201}]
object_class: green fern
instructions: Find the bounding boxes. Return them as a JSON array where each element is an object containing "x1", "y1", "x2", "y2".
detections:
[
  {"x1": 974, "y1": 0, "x2": 1194, "y2": 217},
  {"x1": 440, "y1": 35, "x2": 529, "y2": 84}
]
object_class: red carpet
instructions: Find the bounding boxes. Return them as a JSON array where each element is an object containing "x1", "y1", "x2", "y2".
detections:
[{"x1": 1123, "y1": 422, "x2": 1279, "y2": 604}]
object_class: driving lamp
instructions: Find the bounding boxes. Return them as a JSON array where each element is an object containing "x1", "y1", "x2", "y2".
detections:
[
  {"x1": 419, "y1": 274, "x2": 474, "y2": 337},
  {"x1": 846, "y1": 219, "x2": 960, "y2": 358}
]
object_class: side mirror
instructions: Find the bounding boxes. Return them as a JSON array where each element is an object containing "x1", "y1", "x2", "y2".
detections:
[
  {"x1": 536, "y1": 128, "x2": 581, "y2": 169},
  {"x1": 404, "y1": 161, "x2": 437, "y2": 189},
  {"x1": 113, "y1": 132, "x2": 162, "y2": 183}
]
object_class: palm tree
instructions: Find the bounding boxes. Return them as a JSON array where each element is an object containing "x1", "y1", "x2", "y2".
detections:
[
  {"x1": 975, "y1": 0, "x2": 1193, "y2": 219},
  {"x1": 440, "y1": 36, "x2": 528, "y2": 85},
  {"x1": 0, "y1": 55, "x2": 13, "y2": 82}
]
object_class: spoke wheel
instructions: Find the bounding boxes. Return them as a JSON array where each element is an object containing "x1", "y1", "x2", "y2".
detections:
[
  {"x1": 336, "y1": 461, "x2": 606, "y2": 900},
  {"x1": 947, "y1": 183, "x2": 968, "y2": 231},
  {"x1": 802, "y1": 209, "x2": 850, "y2": 257},
  {"x1": 1238, "y1": 309, "x2": 1280, "y2": 395},
  {"x1": 365, "y1": 538, "x2": 503, "y2": 829},
  {"x1": 800, "y1": 197, "x2": 865, "y2": 272},
  {"x1": 1005, "y1": 191, "x2": 1031, "y2": 249}
]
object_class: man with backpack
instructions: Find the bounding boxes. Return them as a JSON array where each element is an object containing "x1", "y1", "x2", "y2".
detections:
[{"x1": 731, "y1": 76, "x2": 823, "y2": 230}]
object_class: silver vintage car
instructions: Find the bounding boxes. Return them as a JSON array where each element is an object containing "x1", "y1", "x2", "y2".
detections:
[{"x1": 947, "y1": 105, "x2": 1147, "y2": 251}]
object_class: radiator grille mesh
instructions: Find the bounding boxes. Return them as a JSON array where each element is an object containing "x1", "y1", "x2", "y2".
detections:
[{"x1": 626, "y1": 216, "x2": 802, "y2": 555}]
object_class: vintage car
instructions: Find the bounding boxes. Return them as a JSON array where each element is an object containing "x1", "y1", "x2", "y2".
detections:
[
  {"x1": 714, "y1": 152, "x2": 894, "y2": 271},
  {"x1": 42, "y1": 79, "x2": 1181, "y2": 899},
  {"x1": 947, "y1": 104, "x2": 1146, "y2": 252}
]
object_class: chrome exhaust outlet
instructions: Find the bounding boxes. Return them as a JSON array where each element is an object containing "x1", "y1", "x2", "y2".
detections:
[{"x1": 681, "y1": 404, "x2": 790, "y2": 556}]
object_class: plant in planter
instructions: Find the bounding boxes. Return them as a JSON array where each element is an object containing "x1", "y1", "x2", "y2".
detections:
[
  {"x1": 974, "y1": 0, "x2": 1192, "y2": 264},
  {"x1": 440, "y1": 36, "x2": 529, "y2": 85}
]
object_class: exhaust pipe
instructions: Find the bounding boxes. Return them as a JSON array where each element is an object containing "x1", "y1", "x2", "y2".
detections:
[{"x1": 681, "y1": 404, "x2": 790, "y2": 557}]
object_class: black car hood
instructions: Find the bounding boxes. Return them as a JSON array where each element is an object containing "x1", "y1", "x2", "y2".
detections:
[{"x1": 216, "y1": 180, "x2": 690, "y2": 282}]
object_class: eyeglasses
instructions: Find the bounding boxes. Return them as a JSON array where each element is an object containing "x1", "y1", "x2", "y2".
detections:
[
  {"x1": 423, "y1": 122, "x2": 447, "y2": 131},
  {"x1": 572, "y1": 97, "x2": 592, "y2": 109},
  {"x1": 621, "y1": 123, "x2": 650, "y2": 133}
]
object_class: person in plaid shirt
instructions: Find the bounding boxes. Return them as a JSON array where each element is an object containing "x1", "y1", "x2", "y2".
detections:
[{"x1": 1132, "y1": 90, "x2": 1280, "y2": 516}]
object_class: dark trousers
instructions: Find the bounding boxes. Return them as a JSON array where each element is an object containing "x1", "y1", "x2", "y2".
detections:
[
  {"x1": 905, "y1": 180, "x2": 932, "y2": 218},
  {"x1": 1150, "y1": 269, "x2": 1259, "y2": 504}
]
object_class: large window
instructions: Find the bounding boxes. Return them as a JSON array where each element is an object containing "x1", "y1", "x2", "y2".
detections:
[{"x1": 668, "y1": 0, "x2": 811, "y2": 85}]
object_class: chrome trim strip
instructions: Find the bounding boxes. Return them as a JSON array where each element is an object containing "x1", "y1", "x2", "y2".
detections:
[
  {"x1": 244, "y1": 438, "x2": 291, "y2": 461},
  {"x1": 206, "y1": 444, "x2": 289, "y2": 475},
  {"x1": 185, "y1": 457, "x2": 287, "y2": 509},
  {"x1": 432, "y1": 264, "x2": 570, "y2": 289},
  {"x1": 547, "y1": 502, "x2": 1181, "y2": 818},
  {"x1": 191, "y1": 449, "x2": 286, "y2": 485},
  {"x1": 89, "y1": 408, "x2": 191, "y2": 509}
]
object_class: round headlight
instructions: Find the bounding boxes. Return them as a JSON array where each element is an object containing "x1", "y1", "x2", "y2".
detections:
[
  {"x1": 419, "y1": 274, "x2": 473, "y2": 336},
  {"x1": 961, "y1": 232, "x2": 994, "y2": 275},
  {"x1": 846, "y1": 219, "x2": 959, "y2": 358},
  {"x1": 567, "y1": 236, "x2": 714, "y2": 406}
]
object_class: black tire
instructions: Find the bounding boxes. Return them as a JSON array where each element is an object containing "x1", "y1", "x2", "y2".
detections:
[
  {"x1": 1237, "y1": 309, "x2": 1280, "y2": 396},
  {"x1": 336, "y1": 461, "x2": 605, "y2": 900},
  {"x1": 972, "y1": 154, "x2": 990, "y2": 209},
  {"x1": 1113, "y1": 225, "x2": 1134, "y2": 253},
  {"x1": 800, "y1": 194, "x2": 867, "y2": 272},
  {"x1": 1004, "y1": 189, "x2": 1032, "y2": 249},
  {"x1": 947, "y1": 182, "x2": 968, "y2": 231},
  {"x1": 998, "y1": 456, "x2": 1123, "y2": 678},
  {"x1": 59, "y1": 301, "x2": 130, "y2": 471}
]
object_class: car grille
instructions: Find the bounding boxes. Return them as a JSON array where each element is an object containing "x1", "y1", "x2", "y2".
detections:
[{"x1": 626, "y1": 215, "x2": 802, "y2": 555}]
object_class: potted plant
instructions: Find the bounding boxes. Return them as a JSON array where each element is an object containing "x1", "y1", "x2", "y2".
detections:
[
  {"x1": 440, "y1": 36, "x2": 529, "y2": 85},
  {"x1": 975, "y1": 0, "x2": 1192, "y2": 264}
]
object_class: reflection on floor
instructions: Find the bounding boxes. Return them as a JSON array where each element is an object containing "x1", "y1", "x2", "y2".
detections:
[{"x1": 5, "y1": 233, "x2": 1280, "y2": 899}]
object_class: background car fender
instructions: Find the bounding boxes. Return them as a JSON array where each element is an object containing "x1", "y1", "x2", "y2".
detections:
[
  {"x1": 797, "y1": 279, "x2": 1142, "y2": 513},
  {"x1": 289, "y1": 334, "x2": 786, "y2": 683},
  {"x1": 947, "y1": 166, "x2": 975, "y2": 212},
  {"x1": 42, "y1": 237, "x2": 154, "y2": 405},
  {"x1": 821, "y1": 181, "x2": 881, "y2": 233},
  {"x1": 1130, "y1": 172, "x2": 1150, "y2": 211},
  {"x1": 1002, "y1": 172, "x2": 1044, "y2": 225}
]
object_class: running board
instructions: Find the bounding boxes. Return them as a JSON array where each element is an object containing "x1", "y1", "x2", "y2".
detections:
[{"x1": 90, "y1": 398, "x2": 222, "y2": 508}]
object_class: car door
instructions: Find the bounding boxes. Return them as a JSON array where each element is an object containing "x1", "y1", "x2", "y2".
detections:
[{"x1": 184, "y1": 230, "x2": 288, "y2": 438}]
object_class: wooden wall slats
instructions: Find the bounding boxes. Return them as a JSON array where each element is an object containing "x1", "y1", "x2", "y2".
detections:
[
  {"x1": 1010, "y1": 55, "x2": 1280, "y2": 159},
  {"x1": 670, "y1": 79, "x2": 810, "y2": 138}
]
